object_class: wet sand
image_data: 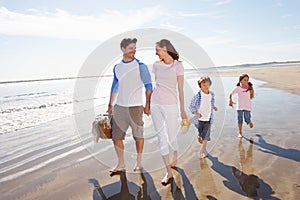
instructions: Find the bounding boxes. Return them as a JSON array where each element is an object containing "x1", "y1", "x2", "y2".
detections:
[
  {"x1": 219, "y1": 66, "x2": 300, "y2": 95},
  {"x1": 0, "y1": 66, "x2": 300, "y2": 200}
]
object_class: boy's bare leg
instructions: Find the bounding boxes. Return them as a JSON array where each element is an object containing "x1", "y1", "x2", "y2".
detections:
[{"x1": 200, "y1": 140, "x2": 208, "y2": 155}]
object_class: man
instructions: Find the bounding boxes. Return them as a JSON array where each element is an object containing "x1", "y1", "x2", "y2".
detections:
[{"x1": 107, "y1": 38, "x2": 152, "y2": 172}]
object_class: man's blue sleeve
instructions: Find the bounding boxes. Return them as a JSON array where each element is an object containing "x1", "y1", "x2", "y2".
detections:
[
  {"x1": 139, "y1": 63, "x2": 153, "y2": 91},
  {"x1": 110, "y1": 65, "x2": 119, "y2": 93}
]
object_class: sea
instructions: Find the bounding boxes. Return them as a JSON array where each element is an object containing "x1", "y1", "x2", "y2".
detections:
[{"x1": 1, "y1": 62, "x2": 299, "y2": 135}]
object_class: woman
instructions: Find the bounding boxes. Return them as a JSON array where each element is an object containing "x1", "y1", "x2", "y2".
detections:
[{"x1": 150, "y1": 39, "x2": 187, "y2": 185}]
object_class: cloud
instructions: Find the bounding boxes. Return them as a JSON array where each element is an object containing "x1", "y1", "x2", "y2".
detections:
[
  {"x1": 281, "y1": 14, "x2": 293, "y2": 18},
  {"x1": 235, "y1": 42, "x2": 300, "y2": 53},
  {"x1": 176, "y1": 11, "x2": 225, "y2": 19},
  {"x1": 196, "y1": 35, "x2": 236, "y2": 46},
  {"x1": 159, "y1": 23, "x2": 183, "y2": 31},
  {"x1": 0, "y1": 6, "x2": 163, "y2": 40},
  {"x1": 215, "y1": 0, "x2": 233, "y2": 6}
]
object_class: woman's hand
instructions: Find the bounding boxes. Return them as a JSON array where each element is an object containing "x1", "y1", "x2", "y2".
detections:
[
  {"x1": 214, "y1": 106, "x2": 218, "y2": 111},
  {"x1": 181, "y1": 111, "x2": 187, "y2": 120}
]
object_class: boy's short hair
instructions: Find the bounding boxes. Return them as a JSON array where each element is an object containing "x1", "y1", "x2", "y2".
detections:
[
  {"x1": 198, "y1": 76, "x2": 212, "y2": 88},
  {"x1": 120, "y1": 38, "x2": 137, "y2": 49}
]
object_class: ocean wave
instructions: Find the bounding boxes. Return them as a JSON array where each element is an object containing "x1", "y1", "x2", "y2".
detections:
[{"x1": 0, "y1": 101, "x2": 73, "y2": 114}]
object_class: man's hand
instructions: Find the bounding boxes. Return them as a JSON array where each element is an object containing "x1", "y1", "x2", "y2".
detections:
[
  {"x1": 144, "y1": 107, "x2": 151, "y2": 116},
  {"x1": 144, "y1": 103, "x2": 151, "y2": 116},
  {"x1": 107, "y1": 105, "x2": 113, "y2": 114}
]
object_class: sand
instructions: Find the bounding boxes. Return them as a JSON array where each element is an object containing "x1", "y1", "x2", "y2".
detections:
[
  {"x1": 0, "y1": 66, "x2": 300, "y2": 200},
  {"x1": 219, "y1": 66, "x2": 300, "y2": 96}
]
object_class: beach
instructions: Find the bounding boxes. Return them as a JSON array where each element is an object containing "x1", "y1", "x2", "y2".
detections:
[
  {"x1": 219, "y1": 66, "x2": 300, "y2": 96},
  {"x1": 0, "y1": 65, "x2": 300, "y2": 200}
]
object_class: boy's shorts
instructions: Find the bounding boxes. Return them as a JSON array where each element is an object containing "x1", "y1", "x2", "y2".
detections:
[
  {"x1": 237, "y1": 110, "x2": 251, "y2": 125},
  {"x1": 197, "y1": 120, "x2": 211, "y2": 141},
  {"x1": 112, "y1": 104, "x2": 144, "y2": 141}
]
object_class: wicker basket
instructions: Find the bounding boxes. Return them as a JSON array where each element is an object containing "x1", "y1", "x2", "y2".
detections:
[
  {"x1": 96, "y1": 114, "x2": 112, "y2": 139},
  {"x1": 92, "y1": 114, "x2": 112, "y2": 143}
]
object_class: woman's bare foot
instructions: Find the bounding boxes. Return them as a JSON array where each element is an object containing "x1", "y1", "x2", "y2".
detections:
[
  {"x1": 161, "y1": 173, "x2": 174, "y2": 186},
  {"x1": 133, "y1": 163, "x2": 143, "y2": 171}
]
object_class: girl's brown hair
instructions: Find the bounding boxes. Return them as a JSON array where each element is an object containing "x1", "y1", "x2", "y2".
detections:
[
  {"x1": 156, "y1": 39, "x2": 179, "y2": 61},
  {"x1": 237, "y1": 74, "x2": 253, "y2": 91}
]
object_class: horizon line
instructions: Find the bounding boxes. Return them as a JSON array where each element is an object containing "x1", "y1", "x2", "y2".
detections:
[{"x1": 1, "y1": 60, "x2": 299, "y2": 84}]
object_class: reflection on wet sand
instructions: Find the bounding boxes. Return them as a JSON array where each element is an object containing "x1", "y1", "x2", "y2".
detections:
[
  {"x1": 233, "y1": 138, "x2": 280, "y2": 199},
  {"x1": 89, "y1": 170, "x2": 160, "y2": 200},
  {"x1": 196, "y1": 158, "x2": 220, "y2": 199},
  {"x1": 138, "y1": 171, "x2": 161, "y2": 200},
  {"x1": 164, "y1": 168, "x2": 184, "y2": 200},
  {"x1": 172, "y1": 167, "x2": 198, "y2": 199},
  {"x1": 233, "y1": 138, "x2": 259, "y2": 196}
]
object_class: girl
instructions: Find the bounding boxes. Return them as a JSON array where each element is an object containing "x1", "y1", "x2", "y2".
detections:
[
  {"x1": 229, "y1": 74, "x2": 254, "y2": 138},
  {"x1": 150, "y1": 39, "x2": 187, "y2": 185}
]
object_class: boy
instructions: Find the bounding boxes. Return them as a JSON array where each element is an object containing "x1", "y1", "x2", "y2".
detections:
[{"x1": 189, "y1": 77, "x2": 217, "y2": 158}]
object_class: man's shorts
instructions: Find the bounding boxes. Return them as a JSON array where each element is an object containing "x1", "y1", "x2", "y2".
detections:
[{"x1": 112, "y1": 104, "x2": 144, "y2": 141}]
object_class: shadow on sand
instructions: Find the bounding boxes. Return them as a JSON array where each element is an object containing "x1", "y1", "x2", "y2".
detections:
[
  {"x1": 245, "y1": 134, "x2": 300, "y2": 163},
  {"x1": 209, "y1": 138, "x2": 280, "y2": 200},
  {"x1": 89, "y1": 170, "x2": 160, "y2": 200}
]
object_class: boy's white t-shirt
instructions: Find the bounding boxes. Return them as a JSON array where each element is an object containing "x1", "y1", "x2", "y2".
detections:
[{"x1": 198, "y1": 90, "x2": 212, "y2": 121}]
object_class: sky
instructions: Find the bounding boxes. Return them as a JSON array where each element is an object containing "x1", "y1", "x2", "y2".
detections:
[{"x1": 0, "y1": 0, "x2": 299, "y2": 81}]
